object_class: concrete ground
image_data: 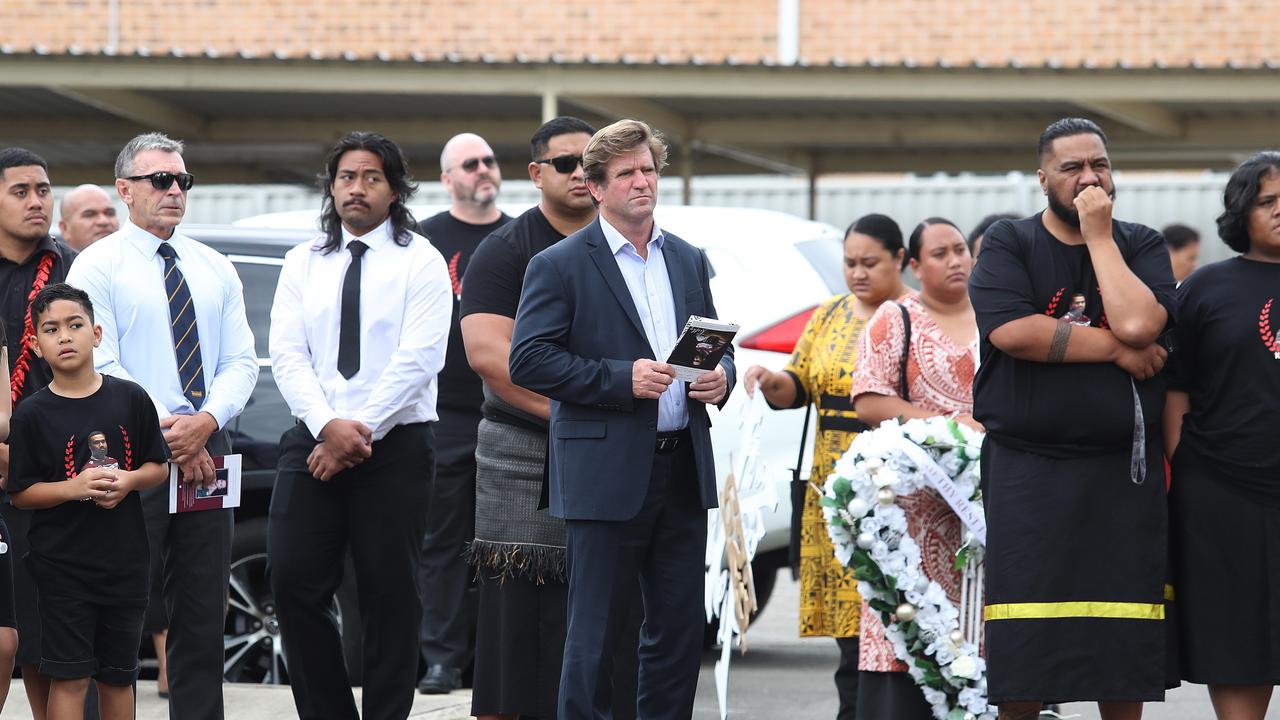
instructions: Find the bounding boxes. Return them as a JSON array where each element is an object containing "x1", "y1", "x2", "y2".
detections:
[
  {"x1": 0, "y1": 681, "x2": 473, "y2": 719},
  {"x1": 0, "y1": 574, "x2": 1275, "y2": 718}
]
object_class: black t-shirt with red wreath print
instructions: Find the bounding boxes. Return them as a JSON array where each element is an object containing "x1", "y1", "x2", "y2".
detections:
[
  {"x1": 1167, "y1": 257, "x2": 1280, "y2": 484},
  {"x1": 969, "y1": 213, "x2": 1176, "y2": 451},
  {"x1": 8, "y1": 374, "x2": 168, "y2": 605}
]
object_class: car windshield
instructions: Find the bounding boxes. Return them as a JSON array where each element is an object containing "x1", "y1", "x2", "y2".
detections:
[{"x1": 795, "y1": 237, "x2": 846, "y2": 295}]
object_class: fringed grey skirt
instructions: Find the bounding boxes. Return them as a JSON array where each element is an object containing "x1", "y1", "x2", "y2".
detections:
[
  {"x1": 468, "y1": 418, "x2": 566, "y2": 583},
  {"x1": 469, "y1": 418, "x2": 568, "y2": 717}
]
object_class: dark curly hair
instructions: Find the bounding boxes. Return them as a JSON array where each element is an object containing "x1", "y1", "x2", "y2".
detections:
[
  {"x1": 1217, "y1": 151, "x2": 1280, "y2": 254},
  {"x1": 317, "y1": 131, "x2": 418, "y2": 254}
]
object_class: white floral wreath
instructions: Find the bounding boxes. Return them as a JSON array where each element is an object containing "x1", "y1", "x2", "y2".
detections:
[{"x1": 820, "y1": 417, "x2": 994, "y2": 720}]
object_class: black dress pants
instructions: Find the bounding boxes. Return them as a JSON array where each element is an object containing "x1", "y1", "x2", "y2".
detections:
[
  {"x1": 416, "y1": 422, "x2": 477, "y2": 672},
  {"x1": 140, "y1": 430, "x2": 234, "y2": 720},
  {"x1": 559, "y1": 439, "x2": 706, "y2": 720},
  {"x1": 269, "y1": 422, "x2": 433, "y2": 720}
]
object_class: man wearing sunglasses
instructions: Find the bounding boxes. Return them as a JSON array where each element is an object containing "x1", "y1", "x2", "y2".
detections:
[
  {"x1": 413, "y1": 132, "x2": 512, "y2": 696},
  {"x1": 67, "y1": 132, "x2": 258, "y2": 720}
]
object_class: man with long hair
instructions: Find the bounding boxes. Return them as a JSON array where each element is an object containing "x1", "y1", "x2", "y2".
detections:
[{"x1": 268, "y1": 131, "x2": 451, "y2": 719}]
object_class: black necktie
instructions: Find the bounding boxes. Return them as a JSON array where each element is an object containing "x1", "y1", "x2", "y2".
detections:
[
  {"x1": 157, "y1": 242, "x2": 206, "y2": 408},
  {"x1": 337, "y1": 240, "x2": 368, "y2": 379}
]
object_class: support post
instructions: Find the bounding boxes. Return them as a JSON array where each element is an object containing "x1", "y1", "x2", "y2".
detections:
[{"x1": 542, "y1": 90, "x2": 558, "y2": 123}]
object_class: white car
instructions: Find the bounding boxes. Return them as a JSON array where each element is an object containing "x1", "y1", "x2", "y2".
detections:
[{"x1": 233, "y1": 204, "x2": 848, "y2": 617}]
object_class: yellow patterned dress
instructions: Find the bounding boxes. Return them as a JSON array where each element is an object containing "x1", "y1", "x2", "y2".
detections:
[{"x1": 775, "y1": 293, "x2": 866, "y2": 638}]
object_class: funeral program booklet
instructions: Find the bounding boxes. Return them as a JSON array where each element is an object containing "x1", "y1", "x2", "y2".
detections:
[
  {"x1": 168, "y1": 454, "x2": 242, "y2": 514},
  {"x1": 666, "y1": 316, "x2": 740, "y2": 382}
]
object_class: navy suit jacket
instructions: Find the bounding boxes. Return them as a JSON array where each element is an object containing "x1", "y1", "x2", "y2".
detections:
[{"x1": 509, "y1": 218, "x2": 736, "y2": 522}]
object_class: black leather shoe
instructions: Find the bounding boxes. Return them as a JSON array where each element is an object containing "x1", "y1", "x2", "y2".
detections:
[{"x1": 418, "y1": 665, "x2": 462, "y2": 694}]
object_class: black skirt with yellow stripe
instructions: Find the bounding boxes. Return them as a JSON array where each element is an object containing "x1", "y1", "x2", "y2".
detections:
[{"x1": 982, "y1": 438, "x2": 1168, "y2": 704}]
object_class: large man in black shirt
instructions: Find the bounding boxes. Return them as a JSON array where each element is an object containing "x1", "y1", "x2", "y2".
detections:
[
  {"x1": 969, "y1": 118, "x2": 1174, "y2": 720},
  {"x1": 414, "y1": 132, "x2": 511, "y2": 694},
  {"x1": 0, "y1": 147, "x2": 78, "y2": 714}
]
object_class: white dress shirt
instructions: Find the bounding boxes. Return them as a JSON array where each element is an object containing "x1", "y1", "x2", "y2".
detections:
[
  {"x1": 66, "y1": 219, "x2": 259, "y2": 428},
  {"x1": 599, "y1": 215, "x2": 688, "y2": 432},
  {"x1": 270, "y1": 219, "x2": 451, "y2": 442}
]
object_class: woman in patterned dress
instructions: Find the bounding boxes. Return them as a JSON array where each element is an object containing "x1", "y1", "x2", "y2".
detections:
[
  {"x1": 744, "y1": 213, "x2": 907, "y2": 719},
  {"x1": 851, "y1": 217, "x2": 979, "y2": 720}
]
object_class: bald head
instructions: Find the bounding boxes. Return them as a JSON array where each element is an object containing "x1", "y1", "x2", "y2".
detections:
[
  {"x1": 59, "y1": 184, "x2": 118, "y2": 251},
  {"x1": 439, "y1": 133, "x2": 501, "y2": 221}
]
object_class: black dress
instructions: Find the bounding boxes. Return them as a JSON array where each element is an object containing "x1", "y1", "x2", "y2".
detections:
[{"x1": 1167, "y1": 257, "x2": 1280, "y2": 684}]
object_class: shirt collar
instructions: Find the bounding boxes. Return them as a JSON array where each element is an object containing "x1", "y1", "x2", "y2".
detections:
[
  {"x1": 121, "y1": 218, "x2": 181, "y2": 259},
  {"x1": 599, "y1": 214, "x2": 664, "y2": 257},
  {"x1": 7, "y1": 234, "x2": 59, "y2": 265},
  {"x1": 0, "y1": 234, "x2": 57, "y2": 267},
  {"x1": 341, "y1": 217, "x2": 393, "y2": 253}
]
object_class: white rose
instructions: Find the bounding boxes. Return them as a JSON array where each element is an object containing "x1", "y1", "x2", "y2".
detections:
[
  {"x1": 869, "y1": 541, "x2": 890, "y2": 561},
  {"x1": 921, "y1": 686, "x2": 947, "y2": 707},
  {"x1": 873, "y1": 468, "x2": 899, "y2": 488},
  {"x1": 846, "y1": 497, "x2": 870, "y2": 518},
  {"x1": 902, "y1": 419, "x2": 931, "y2": 444},
  {"x1": 950, "y1": 654, "x2": 978, "y2": 679}
]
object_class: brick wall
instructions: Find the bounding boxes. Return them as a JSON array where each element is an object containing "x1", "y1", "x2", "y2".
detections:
[{"x1": 2, "y1": 0, "x2": 1275, "y2": 68}]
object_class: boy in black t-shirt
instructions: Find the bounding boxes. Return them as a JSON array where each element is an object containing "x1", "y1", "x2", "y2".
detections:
[{"x1": 6, "y1": 283, "x2": 168, "y2": 720}]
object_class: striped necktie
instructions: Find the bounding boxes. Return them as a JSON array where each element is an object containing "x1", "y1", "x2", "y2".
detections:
[{"x1": 158, "y1": 242, "x2": 206, "y2": 409}]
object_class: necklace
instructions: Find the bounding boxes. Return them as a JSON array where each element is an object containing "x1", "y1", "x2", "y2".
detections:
[{"x1": 10, "y1": 251, "x2": 56, "y2": 404}]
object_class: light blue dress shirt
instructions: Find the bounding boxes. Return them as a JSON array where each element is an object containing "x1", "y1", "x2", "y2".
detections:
[
  {"x1": 599, "y1": 215, "x2": 689, "y2": 432},
  {"x1": 66, "y1": 219, "x2": 259, "y2": 428}
]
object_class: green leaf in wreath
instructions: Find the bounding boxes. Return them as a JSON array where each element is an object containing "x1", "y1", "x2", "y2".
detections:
[
  {"x1": 832, "y1": 476, "x2": 851, "y2": 497},
  {"x1": 869, "y1": 599, "x2": 895, "y2": 614},
  {"x1": 947, "y1": 708, "x2": 969, "y2": 720},
  {"x1": 819, "y1": 495, "x2": 840, "y2": 509}
]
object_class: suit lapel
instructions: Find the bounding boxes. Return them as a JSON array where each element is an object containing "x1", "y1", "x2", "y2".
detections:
[
  {"x1": 586, "y1": 220, "x2": 647, "y2": 340},
  {"x1": 662, "y1": 236, "x2": 688, "y2": 330}
]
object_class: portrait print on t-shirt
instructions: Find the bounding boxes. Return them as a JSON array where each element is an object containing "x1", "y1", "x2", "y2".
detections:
[
  {"x1": 1046, "y1": 289, "x2": 1099, "y2": 328},
  {"x1": 72, "y1": 427, "x2": 129, "y2": 501},
  {"x1": 82, "y1": 429, "x2": 120, "y2": 471}
]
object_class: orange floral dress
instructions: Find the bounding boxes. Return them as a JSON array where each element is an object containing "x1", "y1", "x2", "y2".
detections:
[{"x1": 849, "y1": 292, "x2": 976, "y2": 672}]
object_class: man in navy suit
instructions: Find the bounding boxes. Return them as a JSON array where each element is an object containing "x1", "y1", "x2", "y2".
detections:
[{"x1": 510, "y1": 119, "x2": 734, "y2": 719}]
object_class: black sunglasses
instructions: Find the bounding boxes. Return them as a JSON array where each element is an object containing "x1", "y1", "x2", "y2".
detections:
[
  {"x1": 535, "y1": 155, "x2": 583, "y2": 174},
  {"x1": 124, "y1": 171, "x2": 195, "y2": 191},
  {"x1": 458, "y1": 156, "x2": 497, "y2": 173}
]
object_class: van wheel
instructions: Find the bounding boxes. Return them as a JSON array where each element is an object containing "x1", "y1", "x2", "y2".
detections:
[{"x1": 223, "y1": 518, "x2": 364, "y2": 685}]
